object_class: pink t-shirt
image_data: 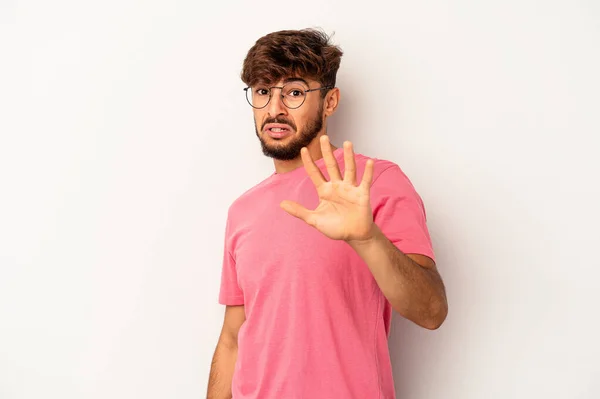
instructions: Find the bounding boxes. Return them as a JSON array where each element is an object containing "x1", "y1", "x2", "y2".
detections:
[{"x1": 219, "y1": 147, "x2": 435, "y2": 399}]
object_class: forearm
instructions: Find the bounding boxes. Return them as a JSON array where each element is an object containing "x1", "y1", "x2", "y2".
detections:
[
  {"x1": 348, "y1": 224, "x2": 447, "y2": 329},
  {"x1": 207, "y1": 341, "x2": 238, "y2": 399}
]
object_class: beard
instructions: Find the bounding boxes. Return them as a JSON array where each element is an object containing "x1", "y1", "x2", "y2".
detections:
[{"x1": 255, "y1": 102, "x2": 324, "y2": 161}]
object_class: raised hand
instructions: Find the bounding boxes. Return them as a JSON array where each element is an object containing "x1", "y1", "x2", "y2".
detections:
[{"x1": 280, "y1": 135, "x2": 376, "y2": 242}]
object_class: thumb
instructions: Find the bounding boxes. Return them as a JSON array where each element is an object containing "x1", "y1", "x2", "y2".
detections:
[{"x1": 280, "y1": 200, "x2": 312, "y2": 223}]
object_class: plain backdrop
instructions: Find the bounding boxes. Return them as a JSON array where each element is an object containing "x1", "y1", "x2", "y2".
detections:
[{"x1": 1, "y1": 1, "x2": 599, "y2": 398}]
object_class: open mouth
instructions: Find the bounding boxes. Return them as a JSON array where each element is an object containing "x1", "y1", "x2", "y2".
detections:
[{"x1": 264, "y1": 124, "x2": 294, "y2": 138}]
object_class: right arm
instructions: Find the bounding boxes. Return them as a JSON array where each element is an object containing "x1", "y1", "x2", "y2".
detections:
[{"x1": 207, "y1": 305, "x2": 246, "y2": 399}]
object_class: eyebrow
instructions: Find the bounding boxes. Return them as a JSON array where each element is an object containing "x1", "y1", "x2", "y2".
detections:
[
  {"x1": 282, "y1": 77, "x2": 310, "y2": 86},
  {"x1": 252, "y1": 77, "x2": 311, "y2": 88}
]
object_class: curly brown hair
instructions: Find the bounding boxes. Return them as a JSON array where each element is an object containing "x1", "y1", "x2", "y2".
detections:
[{"x1": 241, "y1": 28, "x2": 343, "y2": 96}]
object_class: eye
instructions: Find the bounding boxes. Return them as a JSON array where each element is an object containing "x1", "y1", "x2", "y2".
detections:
[
  {"x1": 286, "y1": 89, "x2": 305, "y2": 98},
  {"x1": 254, "y1": 88, "x2": 269, "y2": 96}
]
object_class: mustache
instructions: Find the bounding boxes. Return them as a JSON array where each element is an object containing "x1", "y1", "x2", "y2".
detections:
[{"x1": 261, "y1": 117, "x2": 297, "y2": 131}]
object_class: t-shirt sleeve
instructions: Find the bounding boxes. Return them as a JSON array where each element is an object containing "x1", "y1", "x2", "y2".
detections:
[
  {"x1": 370, "y1": 163, "x2": 436, "y2": 263},
  {"x1": 218, "y1": 214, "x2": 244, "y2": 305}
]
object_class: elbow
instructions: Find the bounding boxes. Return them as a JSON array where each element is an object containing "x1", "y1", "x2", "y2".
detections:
[
  {"x1": 392, "y1": 295, "x2": 448, "y2": 330},
  {"x1": 422, "y1": 297, "x2": 448, "y2": 330}
]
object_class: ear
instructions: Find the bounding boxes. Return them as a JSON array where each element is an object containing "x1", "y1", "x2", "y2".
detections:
[{"x1": 323, "y1": 87, "x2": 340, "y2": 117}]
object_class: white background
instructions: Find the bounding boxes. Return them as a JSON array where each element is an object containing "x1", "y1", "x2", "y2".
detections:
[{"x1": 1, "y1": 1, "x2": 599, "y2": 398}]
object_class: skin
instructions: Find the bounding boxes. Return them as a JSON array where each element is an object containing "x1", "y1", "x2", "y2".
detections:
[
  {"x1": 254, "y1": 77, "x2": 340, "y2": 171},
  {"x1": 207, "y1": 77, "x2": 448, "y2": 398}
]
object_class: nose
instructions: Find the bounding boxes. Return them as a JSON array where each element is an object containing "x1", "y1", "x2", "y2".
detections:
[{"x1": 266, "y1": 89, "x2": 287, "y2": 118}]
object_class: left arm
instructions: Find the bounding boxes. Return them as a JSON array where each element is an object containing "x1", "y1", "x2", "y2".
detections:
[
  {"x1": 280, "y1": 136, "x2": 448, "y2": 330},
  {"x1": 348, "y1": 223, "x2": 448, "y2": 330}
]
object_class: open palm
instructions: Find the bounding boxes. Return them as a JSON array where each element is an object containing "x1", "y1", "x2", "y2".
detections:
[{"x1": 280, "y1": 135, "x2": 376, "y2": 242}]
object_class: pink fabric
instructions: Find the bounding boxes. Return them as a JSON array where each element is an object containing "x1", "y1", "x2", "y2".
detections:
[{"x1": 219, "y1": 147, "x2": 435, "y2": 399}]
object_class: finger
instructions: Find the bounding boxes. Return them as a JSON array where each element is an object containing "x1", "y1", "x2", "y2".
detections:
[
  {"x1": 360, "y1": 159, "x2": 375, "y2": 191},
  {"x1": 301, "y1": 147, "x2": 326, "y2": 188},
  {"x1": 320, "y1": 135, "x2": 342, "y2": 181},
  {"x1": 280, "y1": 200, "x2": 315, "y2": 225},
  {"x1": 342, "y1": 141, "x2": 356, "y2": 185}
]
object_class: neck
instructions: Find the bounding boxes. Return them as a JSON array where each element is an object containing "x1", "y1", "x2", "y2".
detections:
[{"x1": 273, "y1": 133, "x2": 337, "y2": 174}]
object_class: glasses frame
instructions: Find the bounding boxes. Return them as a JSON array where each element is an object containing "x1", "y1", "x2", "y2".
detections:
[{"x1": 243, "y1": 83, "x2": 333, "y2": 109}]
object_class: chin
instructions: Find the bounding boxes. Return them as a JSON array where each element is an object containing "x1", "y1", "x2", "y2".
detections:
[{"x1": 260, "y1": 141, "x2": 302, "y2": 161}]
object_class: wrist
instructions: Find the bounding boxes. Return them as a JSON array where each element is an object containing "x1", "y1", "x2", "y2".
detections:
[{"x1": 346, "y1": 223, "x2": 383, "y2": 249}]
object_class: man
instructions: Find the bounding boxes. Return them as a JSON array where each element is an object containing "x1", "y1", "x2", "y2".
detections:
[{"x1": 207, "y1": 28, "x2": 447, "y2": 399}]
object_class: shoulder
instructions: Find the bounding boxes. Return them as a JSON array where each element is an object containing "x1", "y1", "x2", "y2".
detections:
[
  {"x1": 224, "y1": 174, "x2": 276, "y2": 222},
  {"x1": 353, "y1": 152, "x2": 416, "y2": 192},
  {"x1": 355, "y1": 153, "x2": 429, "y2": 222}
]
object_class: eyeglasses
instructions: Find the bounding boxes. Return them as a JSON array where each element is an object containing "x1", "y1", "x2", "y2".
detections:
[{"x1": 243, "y1": 81, "x2": 332, "y2": 109}]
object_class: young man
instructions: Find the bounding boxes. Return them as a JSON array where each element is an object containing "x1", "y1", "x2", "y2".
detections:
[{"x1": 207, "y1": 28, "x2": 448, "y2": 399}]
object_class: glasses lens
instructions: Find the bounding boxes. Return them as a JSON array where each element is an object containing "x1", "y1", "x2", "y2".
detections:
[
  {"x1": 246, "y1": 86, "x2": 270, "y2": 108},
  {"x1": 281, "y1": 82, "x2": 307, "y2": 109}
]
